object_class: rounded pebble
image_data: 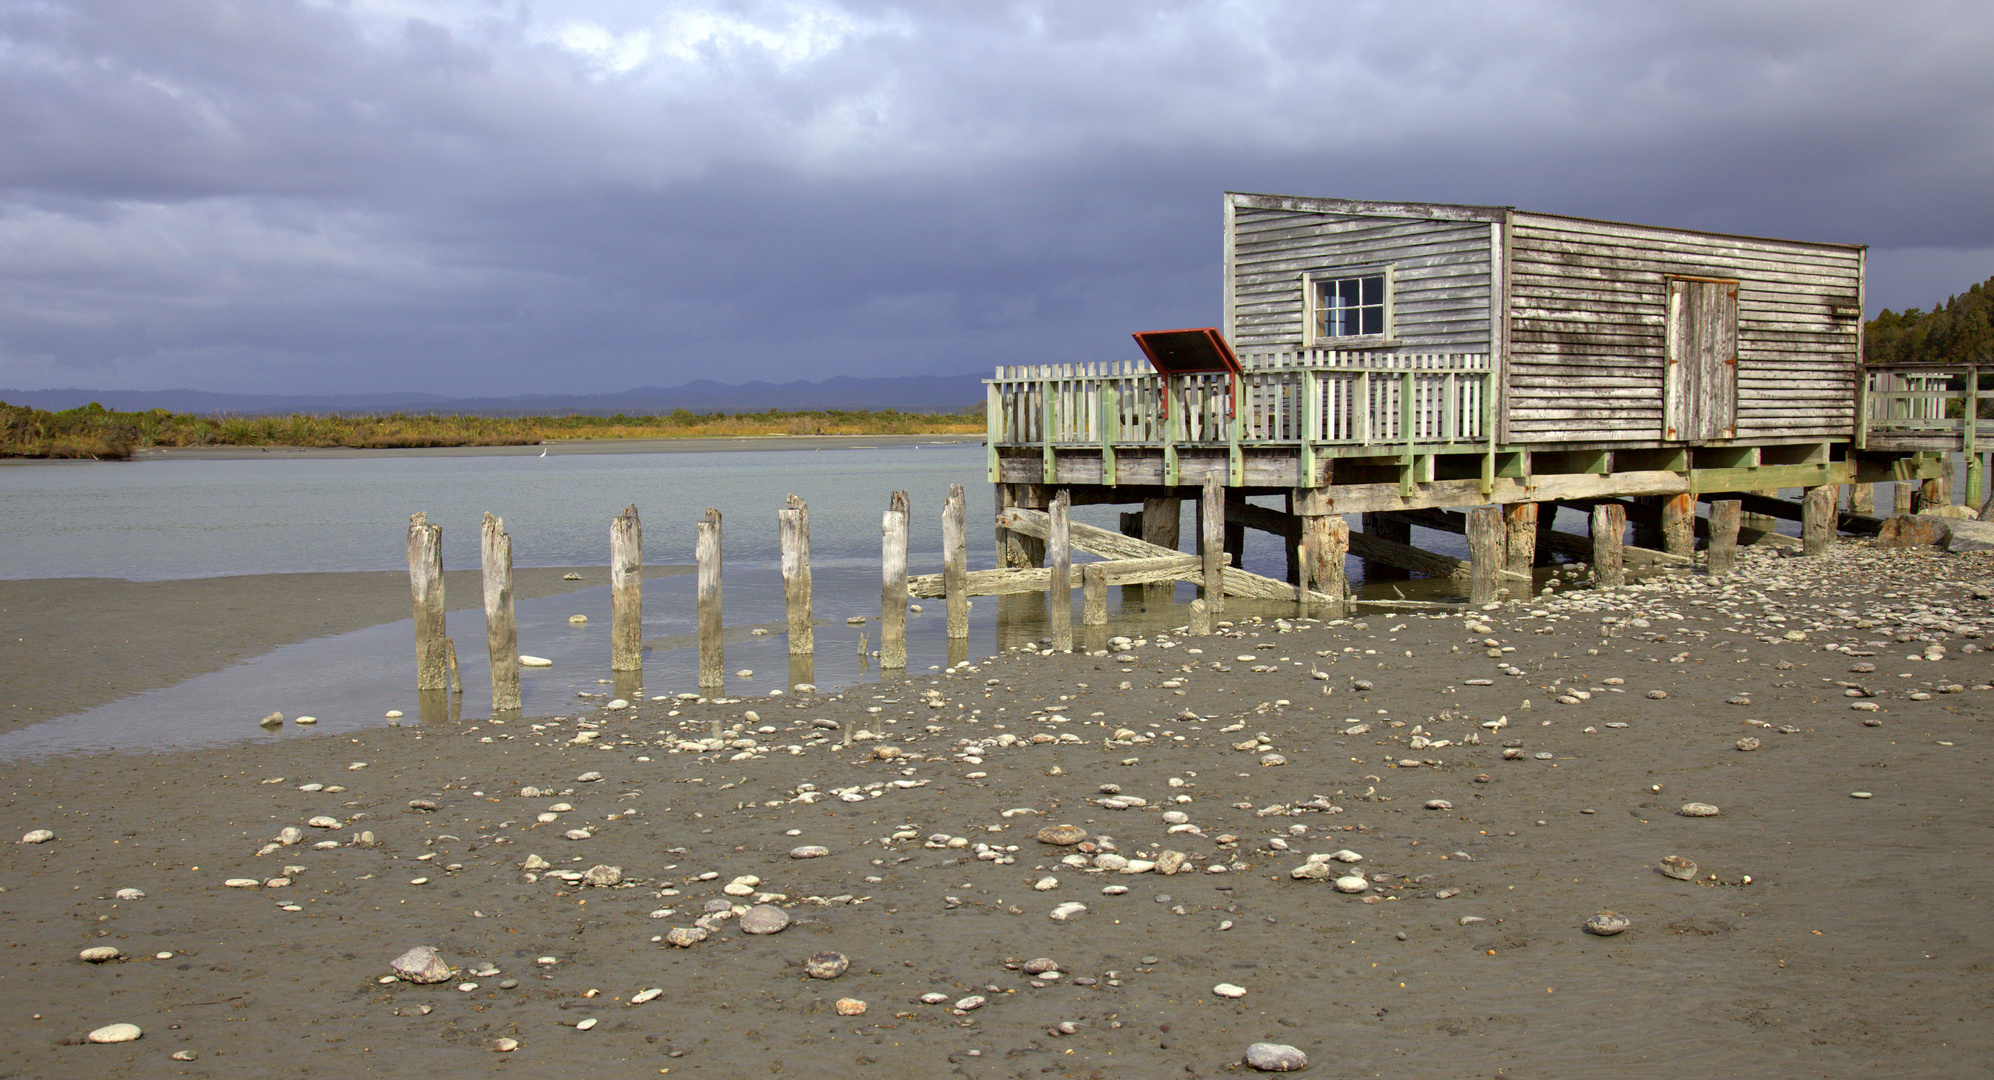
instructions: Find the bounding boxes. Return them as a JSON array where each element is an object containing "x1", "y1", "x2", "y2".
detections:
[
  {"x1": 78, "y1": 947, "x2": 122, "y2": 963},
  {"x1": 1658, "y1": 855, "x2": 1698, "y2": 881},
  {"x1": 835, "y1": 998, "x2": 867, "y2": 1015},
  {"x1": 1677, "y1": 803, "x2": 1721, "y2": 817},
  {"x1": 1213, "y1": 982, "x2": 1247, "y2": 998},
  {"x1": 1245, "y1": 1042, "x2": 1308, "y2": 1072},
  {"x1": 87, "y1": 1023, "x2": 142, "y2": 1044},
  {"x1": 739, "y1": 905, "x2": 790, "y2": 935},
  {"x1": 19, "y1": 829, "x2": 54, "y2": 844},
  {"x1": 1584, "y1": 910, "x2": 1630, "y2": 936}
]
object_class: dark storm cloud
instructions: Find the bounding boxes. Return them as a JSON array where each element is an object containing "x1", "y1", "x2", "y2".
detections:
[{"x1": 1, "y1": 0, "x2": 1988, "y2": 394}]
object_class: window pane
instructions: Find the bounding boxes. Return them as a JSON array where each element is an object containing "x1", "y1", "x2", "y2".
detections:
[
  {"x1": 1361, "y1": 305, "x2": 1383, "y2": 336},
  {"x1": 1361, "y1": 275, "x2": 1383, "y2": 306}
]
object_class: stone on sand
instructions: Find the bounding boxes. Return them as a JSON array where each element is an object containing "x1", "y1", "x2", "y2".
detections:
[
  {"x1": 739, "y1": 905, "x2": 790, "y2": 935},
  {"x1": 86, "y1": 1023, "x2": 141, "y2": 1044},
  {"x1": 390, "y1": 945, "x2": 452, "y2": 984},
  {"x1": 1245, "y1": 1042, "x2": 1308, "y2": 1071}
]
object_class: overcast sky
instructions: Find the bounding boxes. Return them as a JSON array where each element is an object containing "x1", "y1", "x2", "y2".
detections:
[{"x1": 2, "y1": 1, "x2": 1990, "y2": 395}]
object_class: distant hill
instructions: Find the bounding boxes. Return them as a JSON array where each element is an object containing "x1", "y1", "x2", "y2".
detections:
[
  {"x1": 0, "y1": 373, "x2": 989, "y2": 417},
  {"x1": 1866, "y1": 273, "x2": 1993, "y2": 366}
]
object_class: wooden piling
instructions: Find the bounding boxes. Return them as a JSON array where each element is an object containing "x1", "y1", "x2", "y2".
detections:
[
  {"x1": 1082, "y1": 563, "x2": 1107, "y2": 626},
  {"x1": 481, "y1": 512, "x2": 520, "y2": 711},
  {"x1": 1047, "y1": 489, "x2": 1072, "y2": 652},
  {"x1": 1293, "y1": 488, "x2": 1345, "y2": 606},
  {"x1": 1201, "y1": 474, "x2": 1225, "y2": 612},
  {"x1": 1503, "y1": 502, "x2": 1538, "y2": 575},
  {"x1": 780, "y1": 494, "x2": 814, "y2": 655},
  {"x1": 1921, "y1": 471, "x2": 1949, "y2": 510},
  {"x1": 443, "y1": 639, "x2": 461, "y2": 695},
  {"x1": 696, "y1": 508, "x2": 722, "y2": 687},
  {"x1": 1893, "y1": 480, "x2": 1915, "y2": 515},
  {"x1": 1801, "y1": 484, "x2": 1835, "y2": 555},
  {"x1": 407, "y1": 513, "x2": 447, "y2": 691},
  {"x1": 1848, "y1": 483, "x2": 1876, "y2": 515},
  {"x1": 1141, "y1": 497, "x2": 1181, "y2": 606},
  {"x1": 1294, "y1": 537, "x2": 1312, "y2": 618},
  {"x1": 881, "y1": 491, "x2": 909, "y2": 669},
  {"x1": 610, "y1": 504, "x2": 642, "y2": 672},
  {"x1": 1708, "y1": 499, "x2": 1741, "y2": 577},
  {"x1": 943, "y1": 485, "x2": 968, "y2": 639},
  {"x1": 1661, "y1": 493, "x2": 1696, "y2": 558},
  {"x1": 1189, "y1": 597, "x2": 1210, "y2": 636},
  {"x1": 1466, "y1": 506, "x2": 1504, "y2": 606},
  {"x1": 1590, "y1": 503, "x2": 1626, "y2": 589}
]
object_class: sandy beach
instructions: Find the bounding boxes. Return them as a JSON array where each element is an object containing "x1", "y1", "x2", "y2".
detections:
[{"x1": 0, "y1": 538, "x2": 1989, "y2": 1078}]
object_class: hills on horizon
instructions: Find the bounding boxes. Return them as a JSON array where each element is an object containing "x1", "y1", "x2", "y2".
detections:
[{"x1": 0, "y1": 373, "x2": 989, "y2": 418}]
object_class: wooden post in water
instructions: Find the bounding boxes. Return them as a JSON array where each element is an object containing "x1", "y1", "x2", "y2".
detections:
[
  {"x1": 1848, "y1": 483, "x2": 1876, "y2": 515},
  {"x1": 610, "y1": 504, "x2": 642, "y2": 672},
  {"x1": 1503, "y1": 503, "x2": 1538, "y2": 576},
  {"x1": 481, "y1": 512, "x2": 520, "y2": 711},
  {"x1": 881, "y1": 491, "x2": 909, "y2": 670},
  {"x1": 1142, "y1": 497, "x2": 1181, "y2": 606},
  {"x1": 1893, "y1": 480, "x2": 1915, "y2": 515},
  {"x1": 780, "y1": 494, "x2": 813, "y2": 655},
  {"x1": 1708, "y1": 499, "x2": 1741, "y2": 577},
  {"x1": 1590, "y1": 503, "x2": 1626, "y2": 589},
  {"x1": 1466, "y1": 506, "x2": 1504, "y2": 606},
  {"x1": 1661, "y1": 493, "x2": 1696, "y2": 559},
  {"x1": 1801, "y1": 485, "x2": 1835, "y2": 555},
  {"x1": 1047, "y1": 489, "x2": 1072, "y2": 652},
  {"x1": 408, "y1": 513, "x2": 447, "y2": 691},
  {"x1": 1201, "y1": 474, "x2": 1225, "y2": 612},
  {"x1": 443, "y1": 639, "x2": 461, "y2": 695},
  {"x1": 696, "y1": 508, "x2": 722, "y2": 687},
  {"x1": 943, "y1": 485, "x2": 968, "y2": 639},
  {"x1": 1082, "y1": 563, "x2": 1107, "y2": 626}
]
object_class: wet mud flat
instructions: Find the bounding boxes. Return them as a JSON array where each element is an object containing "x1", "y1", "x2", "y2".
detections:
[
  {"x1": 0, "y1": 566, "x2": 690, "y2": 729},
  {"x1": 1, "y1": 540, "x2": 1990, "y2": 1079}
]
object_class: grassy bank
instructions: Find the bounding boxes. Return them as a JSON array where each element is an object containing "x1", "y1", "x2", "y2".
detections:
[{"x1": 0, "y1": 402, "x2": 983, "y2": 459}]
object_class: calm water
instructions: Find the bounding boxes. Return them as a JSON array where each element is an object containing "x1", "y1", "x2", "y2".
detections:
[
  {"x1": 4, "y1": 440, "x2": 1886, "y2": 760},
  {"x1": 0, "y1": 442, "x2": 1423, "y2": 758}
]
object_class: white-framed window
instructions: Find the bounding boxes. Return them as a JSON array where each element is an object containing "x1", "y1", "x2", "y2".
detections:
[{"x1": 1301, "y1": 266, "x2": 1393, "y2": 346}]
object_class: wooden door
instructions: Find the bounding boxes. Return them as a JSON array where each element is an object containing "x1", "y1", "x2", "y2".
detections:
[{"x1": 1663, "y1": 278, "x2": 1738, "y2": 442}]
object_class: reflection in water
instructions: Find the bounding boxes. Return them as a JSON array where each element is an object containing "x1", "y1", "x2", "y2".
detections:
[
  {"x1": 415, "y1": 689, "x2": 461, "y2": 727},
  {"x1": 788, "y1": 653, "x2": 816, "y2": 690}
]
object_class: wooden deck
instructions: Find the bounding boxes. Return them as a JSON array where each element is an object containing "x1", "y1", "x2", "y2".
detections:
[{"x1": 986, "y1": 356, "x2": 1984, "y2": 513}]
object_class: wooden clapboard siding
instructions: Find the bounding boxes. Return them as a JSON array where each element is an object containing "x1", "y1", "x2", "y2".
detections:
[
  {"x1": 1506, "y1": 211, "x2": 1862, "y2": 445},
  {"x1": 1226, "y1": 193, "x2": 1497, "y2": 353}
]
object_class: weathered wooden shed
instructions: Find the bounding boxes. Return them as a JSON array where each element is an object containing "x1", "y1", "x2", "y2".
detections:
[
  {"x1": 1223, "y1": 192, "x2": 1866, "y2": 452},
  {"x1": 984, "y1": 191, "x2": 1967, "y2": 604}
]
